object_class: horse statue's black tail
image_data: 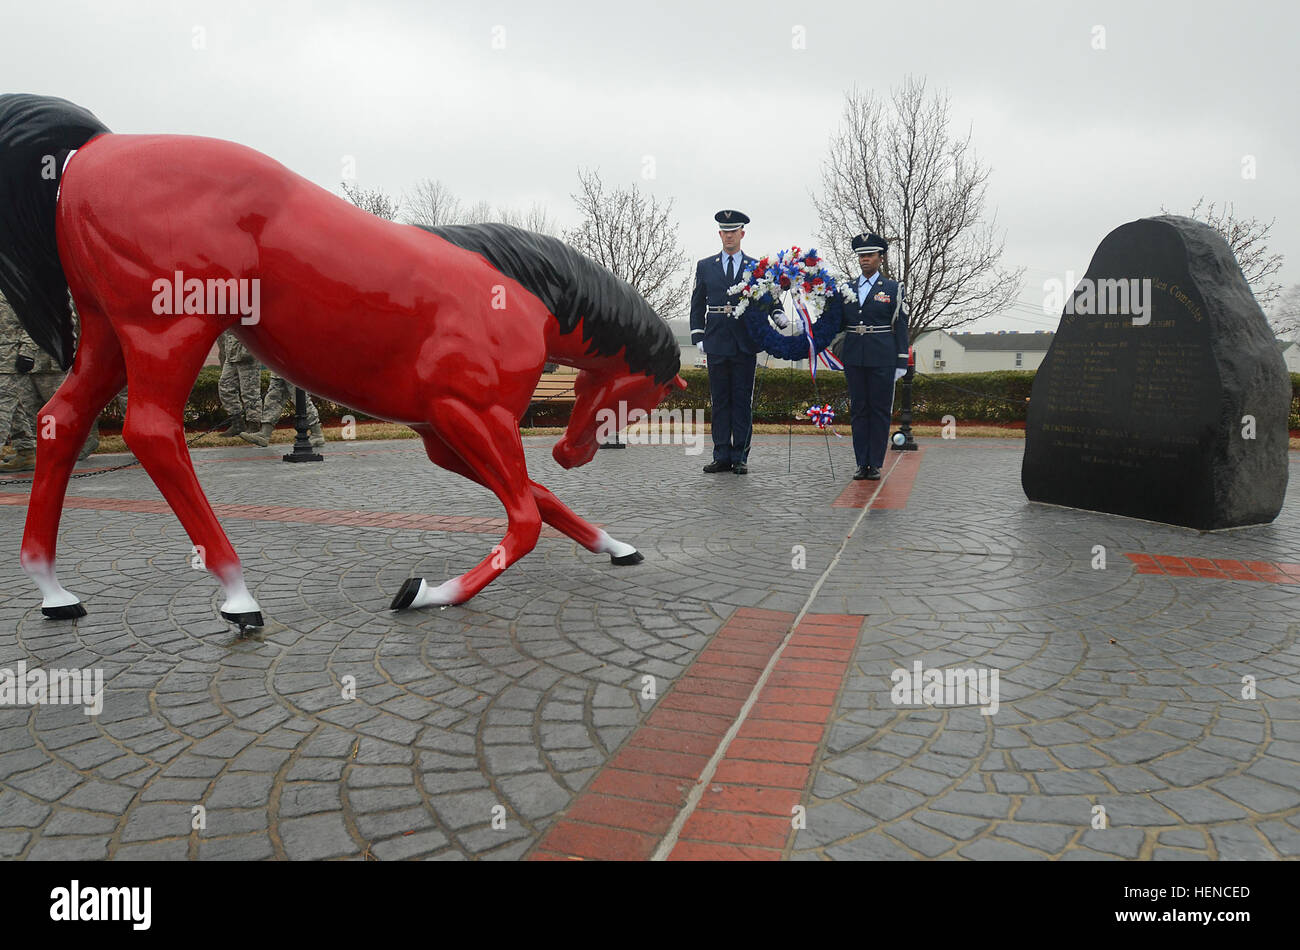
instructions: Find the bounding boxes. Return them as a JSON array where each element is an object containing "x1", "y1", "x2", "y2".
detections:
[{"x1": 0, "y1": 94, "x2": 111, "y2": 370}]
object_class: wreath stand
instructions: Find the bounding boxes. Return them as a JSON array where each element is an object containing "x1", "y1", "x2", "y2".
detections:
[
  {"x1": 730, "y1": 247, "x2": 850, "y2": 480},
  {"x1": 768, "y1": 293, "x2": 838, "y2": 479}
]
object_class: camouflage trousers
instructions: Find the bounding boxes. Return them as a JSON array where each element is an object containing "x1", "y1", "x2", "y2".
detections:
[
  {"x1": 218, "y1": 360, "x2": 261, "y2": 418},
  {"x1": 262, "y1": 374, "x2": 320, "y2": 427},
  {"x1": 0, "y1": 370, "x2": 103, "y2": 454}
]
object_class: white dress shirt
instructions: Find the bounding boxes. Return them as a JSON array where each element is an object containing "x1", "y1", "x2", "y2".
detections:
[{"x1": 857, "y1": 271, "x2": 879, "y2": 306}]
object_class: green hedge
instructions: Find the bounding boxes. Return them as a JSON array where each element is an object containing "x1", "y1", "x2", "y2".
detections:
[
  {"x1": 98, "y1": 367, "x2": 1300, "y2": 431},
  {"x1": 667, "y1": 369, "x2": 1300, "y2": 428},
  {"x1": 97, "y1": 367, "x2": 379, "y2": 430},
  {"x1": 908, "y1": 370, "x2": 1035, "y2": 424},
  {"x1": 661, "y1": 368, "x2": 1035, "y2": 424}
]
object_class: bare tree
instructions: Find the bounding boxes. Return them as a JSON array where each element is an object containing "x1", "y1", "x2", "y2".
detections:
[
  {"x1": 812, "y1": 78, "x2": 1023, "y2": 340},
  {"x1": 460, "y1": 199, "x2": 495, "y2": 225},
  {"x1": 402, "y1": 178, "x2": 462, "y2": 227},
  {"x1": 496, "y1": 203, "x2": 559, "y2": 236},
  {"x1": 340, "y1": 181, "x2": 401, "y2": 221},
  {"x1": 1161, "y1": 198, "x2": 1285, "y2": 307},
  {"x1": 1269, "y1": 283, "x2": 1300, "y2": 340},
  {"x1": 564, "y1": 167, "x2": 689, "y2": 321},
  {"x1": 401, "y1": 179, "x2": 559, "y2": 235}
]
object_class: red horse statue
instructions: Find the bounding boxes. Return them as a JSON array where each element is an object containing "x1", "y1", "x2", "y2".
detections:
[{"x1": 0, "y1": 94, "x2": 685, "y2": 631}]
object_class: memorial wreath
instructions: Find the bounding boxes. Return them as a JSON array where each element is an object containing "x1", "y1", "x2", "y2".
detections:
[{"x1": 728, "y1": 246, "x2": 854, "y2": 378}]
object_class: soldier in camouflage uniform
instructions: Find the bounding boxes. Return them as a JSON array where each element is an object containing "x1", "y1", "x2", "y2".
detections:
[
  {"x1": 240, "y1": 371, "x2": 325, "y2": 447},
  {"x1": 0, "y1": 291, "x2": 100, "y2": 471},
  {"x1": 216, "y1": 329, "x2": 262, "y2": 437},
  {"x1": 0, "y1": 293, "x2": 31, "y2": 466}
]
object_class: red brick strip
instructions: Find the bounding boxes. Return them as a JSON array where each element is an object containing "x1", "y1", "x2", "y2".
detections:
[
  {"x1": 0, "y1": 493, "x2": 566, "y2": 539},
  {"x1": 530, "y1": 607, "x2": 795, "y2": 861},
  {"x1": 530, "y1": 610, "x2": 864, "y2": 862},
  {"x1": 867, "y1": 446, "x2": 925, "y2": 510},
  {"x1": 831, "y1": 447, "x2": 924, "y2": 509},
  {"x1": 668, "y1": 614, "x2": 862, "y2": 860},
  {"x1": 1125, "y1": 552, "x2": 1300, "y2": 585}
]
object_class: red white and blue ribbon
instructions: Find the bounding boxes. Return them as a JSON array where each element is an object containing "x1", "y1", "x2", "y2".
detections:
[
  {"x1": 806, "y1": 404, "x2": 835, "y2": 428},
  {"x1": 805, "y1": 402, "x2": 842, "y2": 437},
  {"x1": 794, "y1": 295, "x2": 819, "y2": 381},
  {"x1": 816, "y1": 348, "x2": 844, "y2": 373},
  {"x1": 790, "y1": 294, "x2": 844, "y2": 378}
]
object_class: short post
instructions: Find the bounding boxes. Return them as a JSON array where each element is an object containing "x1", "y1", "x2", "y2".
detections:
[
  {"x1": 598, "y1": 393, "x2": 625, "y2": 449},
  {"x1": 283, "y1": 386, "x2": 323, "y2": 463},
  {"x1": 891, "y1": 346, "x2": 919, "y2": 452}
]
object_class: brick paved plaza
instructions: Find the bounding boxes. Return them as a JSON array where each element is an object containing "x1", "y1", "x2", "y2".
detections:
[{"x1": 1, "y1": 434, "x2": 1298, "y2": 860}]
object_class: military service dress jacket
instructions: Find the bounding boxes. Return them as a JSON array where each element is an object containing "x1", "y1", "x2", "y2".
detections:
[
  {"x1": 839, "y1": 274, "x2": 910, "y2": 369},
  {"x1": 689, "y1": 253, "x2": 759, "y2": 359}
]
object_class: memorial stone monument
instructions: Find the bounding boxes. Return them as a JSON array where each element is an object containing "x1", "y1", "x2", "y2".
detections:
[{"x1": 1022, "y1": 215, "x2": 1289, "y2": 530}]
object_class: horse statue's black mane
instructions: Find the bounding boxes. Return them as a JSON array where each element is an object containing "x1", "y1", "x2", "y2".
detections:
[{"x1": 415, "y1": 222, "x2": 679, "y2": 385}]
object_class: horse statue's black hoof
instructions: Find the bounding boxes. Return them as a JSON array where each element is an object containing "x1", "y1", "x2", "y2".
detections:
[
  {"x1": 42, "y1": 602, "x2": 87, "y2": 620},
  {"x1": 390, "y1": 578, "x2": 421, "y2": 610},
  {"x1": 221, "y1": 609, "x2": 264, "y2": 631},
  {"x1": 610, "y1": 551, "x2": 644, "y2": 566}
]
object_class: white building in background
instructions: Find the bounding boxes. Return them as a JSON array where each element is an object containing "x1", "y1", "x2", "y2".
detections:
[
  {"x1": 669, "y1": 319, "x2": 1053, "y2": 373},
  {"x1": 912, "y1": 330, "x2": 1054, "y2": 373},
  {"x1": 1279, "y1": 341, "x2": 1300, "y2": 373},
  {"x1": 912, "y1": 332, "x2": 1300, "y2": 376},
  {"x1": 670, "y1": 319, "x2": 1300, "y2": 376}
]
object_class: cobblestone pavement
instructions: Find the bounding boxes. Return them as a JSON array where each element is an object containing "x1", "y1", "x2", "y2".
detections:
[{"x1": 1, "y1": 434, "x2": 1297, "y2": 860}]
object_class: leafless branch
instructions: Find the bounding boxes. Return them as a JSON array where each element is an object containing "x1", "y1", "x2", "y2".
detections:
[
  {"x1": 340, "y1": 181, "x2": 401, "y2": 221},
  {"x1": 811, "y1": 77, "x2": 1024, "y2": 341},
  {"x1": 1269, "y1": 283, "x2": 1300, "y2": 340},
  {"x1": 401, "y1": 178, "x2": 462, "y2": 227},
  {"x1": 401, "y1": 178, "x2": 559, "y2": 236},
  {"x1": 563, "y1": 167, "x2": 689, "y2": 321},
  {"x1": 1161, "y1": 197, "x2": 1285, "y2": 307}
]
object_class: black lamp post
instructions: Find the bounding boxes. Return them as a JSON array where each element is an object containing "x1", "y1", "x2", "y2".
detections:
[
  {"x1": 890, "y1": 346, "x2": 919, "y2": 452},
  {"x1": 282, "y1": 387, "x2": 323, "y2": 463}
]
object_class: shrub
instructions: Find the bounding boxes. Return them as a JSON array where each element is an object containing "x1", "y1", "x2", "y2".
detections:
[{"x1": 98, "y1": 367, "x2": 1300, "y2": 431}]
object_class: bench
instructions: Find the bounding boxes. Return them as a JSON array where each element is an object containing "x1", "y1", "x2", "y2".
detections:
[
  {"x1": 526, "y1": 372, "x2": 578, "y2": 425},
  {"x1": 531, "y1": 372, "x2": 578, "y2": 405}
]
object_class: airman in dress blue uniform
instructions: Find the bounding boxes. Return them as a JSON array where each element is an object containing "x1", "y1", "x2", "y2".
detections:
[
  {"x1": 689, "y1": 210, "x2": 759, "y2": 474},
  {"x1": 841, "y1": 232, "x2": 910, "y2": 481}
]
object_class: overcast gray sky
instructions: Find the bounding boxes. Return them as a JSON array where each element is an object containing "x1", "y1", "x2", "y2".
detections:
[{"x1": 6, "y1": 0, "x2": 1296, "y2": 331}]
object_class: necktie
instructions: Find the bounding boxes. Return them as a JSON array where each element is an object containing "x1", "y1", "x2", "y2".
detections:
[{"x1": 726, "y1": 257, "x2": 735, "y2": 283}]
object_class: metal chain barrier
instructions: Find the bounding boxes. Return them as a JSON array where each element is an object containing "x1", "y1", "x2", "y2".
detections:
[
  {"x1": 0, "y1": 418, "x2": 233, "y2": 488},
  {"x1": 523, "y1": 391, "x2": 577, "y2": 429}
]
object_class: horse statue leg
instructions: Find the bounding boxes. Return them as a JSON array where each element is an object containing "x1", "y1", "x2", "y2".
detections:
[
  {"x1": 401, "y1": 426, "x2": 642, "y2": 610},
  {"x1": 113, "y1": 319, "x2": 263, "y2": 631},
  {"x1": 20, "y1": 301, "x2": 126, "y2": 617},
  {"x1": 537, "y1": 366, "x2": 686, "y2": 564},
  {"x1": 390, "y1": 399, "x2": 543, "y2": 609},
  {"x1": 527, "y1": 480, "x2": 643, "y2": 565}
]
